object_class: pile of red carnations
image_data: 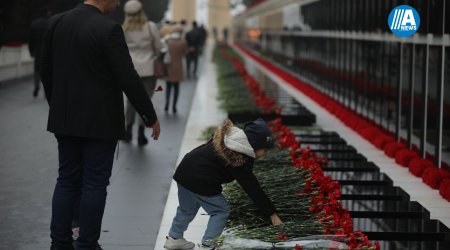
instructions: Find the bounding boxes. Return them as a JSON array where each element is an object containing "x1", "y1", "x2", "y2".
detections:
[
  {"x1": 222, "y1": 118, "x2": 379, "y2": 249},
  {"x1": 220, "y1": 47, "x2": 282, "y2": 114},
  {"x1": 234, "y1": 42, "x2": 450, "y2": 203},
  {"x1": 269, "y1": 118, "x2": 378, "y2": 249},
  {"x1": 216, "y1": 45, "x2": 379, "y2": 248}
]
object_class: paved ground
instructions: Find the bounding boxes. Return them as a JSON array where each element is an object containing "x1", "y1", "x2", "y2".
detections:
[{"x1": 0, "y1": 59, "x2": 201, "y2": 249}]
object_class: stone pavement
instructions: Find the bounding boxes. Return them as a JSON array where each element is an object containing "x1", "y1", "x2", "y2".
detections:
[{"x1": 0, "y1": 57, "x2": 201, "y2": 249}]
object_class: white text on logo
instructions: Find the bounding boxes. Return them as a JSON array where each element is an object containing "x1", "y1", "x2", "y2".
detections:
[{"x1": 390, "y1": 9, "x2": 417, "y2": 31}]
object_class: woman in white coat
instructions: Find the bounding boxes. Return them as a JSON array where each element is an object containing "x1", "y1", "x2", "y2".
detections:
[{"x1": 122, "y1": 0, "x2": 162, "y2": 146}]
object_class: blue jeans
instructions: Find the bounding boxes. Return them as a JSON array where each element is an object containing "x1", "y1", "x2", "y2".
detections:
[
  {"x1": 169, "y1": 183, "x2": 230, "y2": 245},
  {"x1": 51, "y1": 135, "x2": 117, "y2": 250},
  {"x1": 165, "y1": 81, "x2": 179, "y2": 109}
]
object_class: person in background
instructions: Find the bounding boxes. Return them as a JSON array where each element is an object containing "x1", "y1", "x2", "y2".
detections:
[
  {"x1": 185, "y1": 21, "x2": 201, "y2": 79},
  {"x1": 222, "y1": 27, "x2": 229, "y2": 44},
  {"x1": 164, "y1": 26, "x2": 188, "y2": 114},
  {"x1": 40, "y1": 0, "x2": 161, "y2": 249},
  {"x1": 122, "y1": 0, "x2": 162, "y2": 146},
  {"x1": 179, "y1": 19, "x2": 188, "y2": 35},
  {"x1": 159, "y1": 20, "x2": 173, "y2": 57},
  {"x1": 29, "y1": 7, "x2": 51, "y2": 97},
  {"x1": 159, "y1": 20, "x2": 172, "y2": 39},
  {"x1": 164, "y1": 119, "x2": 282, "y2": 249},
  {"x1": 197, "y1": 24, "x2": 207, "y2": 55},
  {"x1": 212, "y1": 26, "x2": 218, "y2": 42}
]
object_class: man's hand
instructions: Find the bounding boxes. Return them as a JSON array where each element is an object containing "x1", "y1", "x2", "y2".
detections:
[
  {"x1": 150, "y1": 120, "x2": 160, "y2": 140},
  {"x1": 270, "y1": 213, "x2": 283, "y2": 225}
]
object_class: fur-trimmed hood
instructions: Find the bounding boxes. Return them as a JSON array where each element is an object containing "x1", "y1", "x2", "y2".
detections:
[{"x1": 213, "y1": 119, "x2": 254, "y2": 167}]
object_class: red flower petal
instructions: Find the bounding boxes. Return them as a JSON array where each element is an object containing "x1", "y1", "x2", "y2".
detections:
[{"x1": 278, "y1": 233, "x2": 287, "y2": 240}]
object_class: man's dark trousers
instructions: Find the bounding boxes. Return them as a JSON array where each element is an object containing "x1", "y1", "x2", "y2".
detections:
[
  {"x1": 186, "y1": 51, "x2": 198, "y2": 78},
  {"x1": 51, "y1": 135, "x2": 117, "y2": 250}
]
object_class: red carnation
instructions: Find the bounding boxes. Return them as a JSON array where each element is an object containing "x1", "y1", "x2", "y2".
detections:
[
  {"x1": 325, "y1": 101, "x2": 337, "y2": 113},
  {"x1": 375, "y1": 241, "x2": 381, "y2": 250},
  {"x1": 340, "y1": 113, "x2": 351, "y2": 125},
  {"x1": 355, "y1": 121, "x2": 370, "y2": 132},
  {"x1": 384, "y1": 142, "x2": 405, "y2": 158},
  {"x1": 348, "y1": 117, "x2": 361, "y2": 130},
  {"x1": 278, "y1": 233, "x2": 287, "y2": 240},
  {"x1": 408, "y1": 158, "x2": 433, "y2": 177},
  {"x1": 439, "y1": 179, "x2": 450, "y2": 202},
  {"x1": 440, "y1": 169, "x2": 450, "y2": 179},
  {"x1": 373, "y1": 134, "x2": 394, "y2": 149},
  {"x1": 155, "y1": 85, "x2": 163, "y2": 92},
  {"x1": 295, "y1": 244, "x2": 302, "y2": 250},
  {"x1": 422, "y1": 167, "x2": 444, "y2": 189},
  {"x1": 360, "y1": 127, "x2": 379, "y2": 141},
  {"x1": 395, "y1": 149, "x2": 419, "y2": 167}
]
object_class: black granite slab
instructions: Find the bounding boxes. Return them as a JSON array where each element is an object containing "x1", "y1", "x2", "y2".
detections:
[
  {"x1": 305, "y1": 144, "x2": 357, "y2": 152},
  {"x1": 228, "y1": 111, "x2": 316, "y2": 126},
  {"x1": 297, "y1": 136, "x2": 348, "y2": 145},
  {"x1": 315, "y1": 151, "x2": 367, "y2": 161},
  {"x1": 359, "y1": 219, "x2": 450, "y2": 242},
  {"x1": 323, "y1": 160, "x2": 379, "y2": 172},
  {"x1": 324, "y1": 171, "x2": 392, "y2": 186},
  {"x1": 340, "y1": 185, "x2": 407, "y2": 196},
  {"x1": 295, "y1": 131, "x2": 340, "y2": 137},
  {"x1": 373, "y1": 237, "x2": 450, "y2": 250}
]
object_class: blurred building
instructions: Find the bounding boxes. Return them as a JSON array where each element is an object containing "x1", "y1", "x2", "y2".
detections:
[
  {"x1": 171, "y1": 0, "x2": 196, "y2": 24},
  {"x1": 208, "y1": 0, "x2": 231, "y2": 41}
]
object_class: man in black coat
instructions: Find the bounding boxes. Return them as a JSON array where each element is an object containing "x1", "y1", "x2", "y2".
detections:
[{"x1": 40, "y1": 0, "x2": 161, "y2": 249}]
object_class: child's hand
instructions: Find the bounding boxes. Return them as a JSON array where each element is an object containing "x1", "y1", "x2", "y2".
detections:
[{"x1": 270, "y1": 213, "x2": 283, "y2": 225}]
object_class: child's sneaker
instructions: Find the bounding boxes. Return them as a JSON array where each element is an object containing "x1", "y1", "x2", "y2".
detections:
[
  {"x1": 198, "y1": 241, "x2": 218, "y2": 250},
  {"x1": 164, "y1": 236, "x2": 195, "y2": 250},
  {"x1": 196, "y1": 243, "x2": 217, "y2": 250}
]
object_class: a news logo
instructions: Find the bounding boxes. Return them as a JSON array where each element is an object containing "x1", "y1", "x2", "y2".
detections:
[{"x1": 388, "y1": 5, "x2": 420, "y2": 37}]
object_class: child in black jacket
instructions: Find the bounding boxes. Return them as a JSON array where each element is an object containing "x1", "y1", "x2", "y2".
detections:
[{"x1": 164, "y1": 119, "x2": 283, "y2": 249}]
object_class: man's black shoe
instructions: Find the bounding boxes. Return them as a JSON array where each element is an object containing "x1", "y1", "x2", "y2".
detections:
[
  {"x1": 123, "y1": 124, "x2": 132, "y2": 142},
  {"x1": 33, "y1": 88, "x2": 39, "y2": 97},
  {"x1": 50, "y1": 245, "x2": 74, "y2": 250},
  {"x1": 137, "y1": 126, "x2": 148, "y2": 146}
]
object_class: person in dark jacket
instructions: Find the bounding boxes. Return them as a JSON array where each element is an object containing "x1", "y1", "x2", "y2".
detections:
[
  {"x1": 40, "y1": 1, "x2": 161, "y2": 249},
  {"x1": 197, "y1": 24, "x2": 207, "y2": 54},
  {"x1": 222, "y1": 27, "x2": 229, "y2": 43},
  {"x1": 164, "y1": 119, "x2": 283, "y2": 249},
  {"x1": 29, "y1": 7, "x2": 51, "y2": 97},
  {"x1": 185, "y1": 21, "x2": 201, "y2": 78}
]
